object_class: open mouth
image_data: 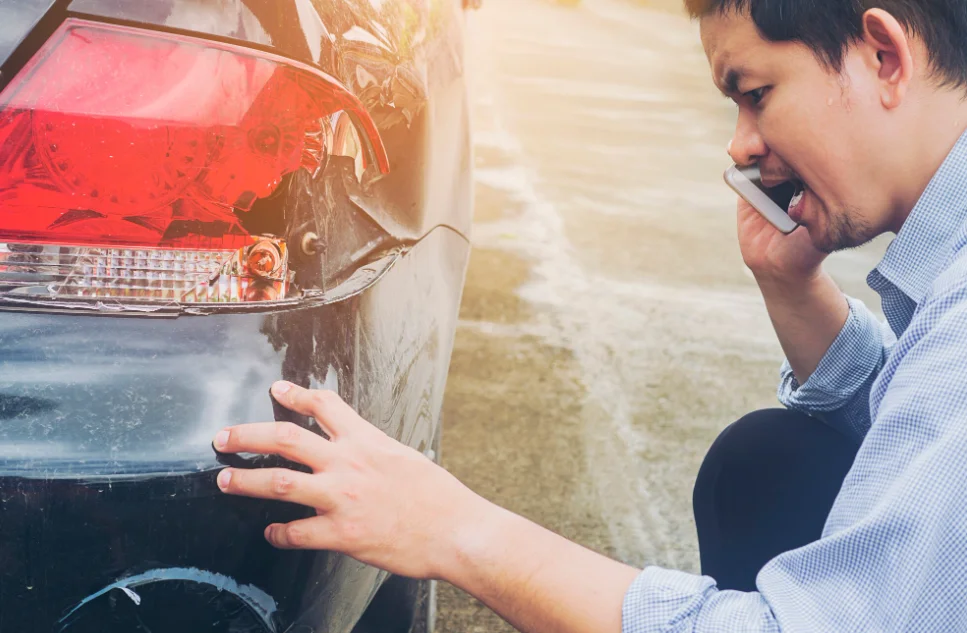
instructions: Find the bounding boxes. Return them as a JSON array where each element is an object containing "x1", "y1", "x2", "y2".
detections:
[{"x1": 760, "y1": 170, "x2": 808, "y2": 223}]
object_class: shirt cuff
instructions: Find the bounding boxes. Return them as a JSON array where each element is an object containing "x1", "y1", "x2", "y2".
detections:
[
  {"x1": 622, "y1": 567, "x2": 717, "y2": 633},
  {"x1": 777, "y1": 296, "x2": 884, "y2": 412}
]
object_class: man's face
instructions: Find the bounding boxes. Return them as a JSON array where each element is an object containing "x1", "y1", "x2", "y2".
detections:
[{"x1": 702, "y1": 11, "x2": 896, "y2": 252}]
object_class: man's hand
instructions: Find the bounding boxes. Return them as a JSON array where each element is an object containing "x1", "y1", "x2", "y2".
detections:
[
  {"x1": 736, "y1": 198, "x2": 826, "y2": 283},
  {"x1": 213, "y1": 381, "x2": 489, "y2": 580},
  {"x1": 213, "y1": 381, "x2": 640, "y2": 633}
]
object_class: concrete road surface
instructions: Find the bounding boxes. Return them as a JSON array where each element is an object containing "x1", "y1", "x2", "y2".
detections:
[{"x1": 437, "y1": 1, "x2": 887, "y2": 630}]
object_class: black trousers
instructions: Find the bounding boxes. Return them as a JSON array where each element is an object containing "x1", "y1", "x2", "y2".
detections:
[{"x1": 692, "y1": 409, "x2": 860, "y2": 592}]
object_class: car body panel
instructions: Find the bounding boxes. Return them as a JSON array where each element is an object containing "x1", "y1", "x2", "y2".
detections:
[
  {"x1": 0, "y1": 226, "x2": 470, "y2": 631},
  {"x1": 0, "y1": 0, "x2": 57, "y2": 69},
  {"x1": 0, "y1": 0, "x2": 474, "y2": 629}
]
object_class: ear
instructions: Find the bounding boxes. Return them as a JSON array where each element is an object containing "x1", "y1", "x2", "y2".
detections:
[{"x1": 862, "y1": 9, "x2": 914, "y2": 110}]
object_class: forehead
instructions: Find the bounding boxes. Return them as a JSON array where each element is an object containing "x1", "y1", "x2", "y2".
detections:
[{"x1": 699, "y1": 11, "x2": 772, "y2": 92}]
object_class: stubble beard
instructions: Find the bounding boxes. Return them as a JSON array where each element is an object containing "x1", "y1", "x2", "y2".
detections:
[{"x1": 813, "y1": 205, "x2": 876, "y2": 254}]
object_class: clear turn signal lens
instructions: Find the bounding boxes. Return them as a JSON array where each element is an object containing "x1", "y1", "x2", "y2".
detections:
[{"x1": 0, "y1": 238, "x2": 289, "y2": 303}]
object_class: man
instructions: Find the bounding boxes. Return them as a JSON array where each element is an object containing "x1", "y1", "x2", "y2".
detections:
[{"x1": 210, "y1": 1, "x2": 967, "y2": 630}]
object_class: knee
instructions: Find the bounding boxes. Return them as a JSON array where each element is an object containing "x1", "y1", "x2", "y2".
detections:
[{"x1": 693, "y1": 409, "x2": 803, "y2": 507}]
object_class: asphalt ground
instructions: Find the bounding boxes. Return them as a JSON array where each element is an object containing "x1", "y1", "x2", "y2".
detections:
[{"x1": 436, "y1": 1, "x2": 888, "y2": 630}]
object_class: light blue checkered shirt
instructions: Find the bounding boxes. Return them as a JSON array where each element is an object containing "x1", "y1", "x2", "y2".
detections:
[{"x1": 623, "y1": 130, "x2": 967, "y2": 632}]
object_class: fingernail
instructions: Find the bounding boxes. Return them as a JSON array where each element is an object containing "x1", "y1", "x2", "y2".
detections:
[
  {"x1": 214, "y1": 430, "x2": 230, "y2": 450},
  {"x1": 217, "y1": 469, "x2": 232, "y2": 490},
  {"x1": 273, "y1": 381, "x2": 292, "y2": 395}
]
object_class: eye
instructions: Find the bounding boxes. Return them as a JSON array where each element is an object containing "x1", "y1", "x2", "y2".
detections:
[{"x1": 744, "y1": 87, "x2": 770, "y2": 106}]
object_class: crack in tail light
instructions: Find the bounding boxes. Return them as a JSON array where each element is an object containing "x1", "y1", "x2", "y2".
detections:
[{"x1": 0, "y1": 19, "x2": 389, "y2": 304}]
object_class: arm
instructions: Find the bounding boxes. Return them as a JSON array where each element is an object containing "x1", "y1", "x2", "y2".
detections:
[
  {"x1": 756, "y1": 270, "x2": 849, "y2": 383},
  {"x1": 776, "y1": 294, "x2": 895, "y2": 440},
  {"x1": 214, "y1": 282, "x2": 967, "y2": 633},
  {"x1": 737, "y1": 201, "x2": 890, "y2": 440},
  {"x1": 443, "y1": 503, "x2": 640, "y2": 633},
  {"x1": 736, "y1": 198, "x2": 847, "y2": 384}
]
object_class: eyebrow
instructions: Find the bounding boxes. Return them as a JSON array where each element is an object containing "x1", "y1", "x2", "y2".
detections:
[{"x1": 719, "y1": 67, "x2": 744, "y2": 96}]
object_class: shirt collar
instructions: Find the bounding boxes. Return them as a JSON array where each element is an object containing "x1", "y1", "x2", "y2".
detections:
[{"x1": 874, "y1": 129, "x2": 967, "y2": 303}]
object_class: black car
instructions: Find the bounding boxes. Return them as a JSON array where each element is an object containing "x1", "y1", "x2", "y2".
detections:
[{"x1": 0, "y1": 1, "x2": 475, "y2": 631}]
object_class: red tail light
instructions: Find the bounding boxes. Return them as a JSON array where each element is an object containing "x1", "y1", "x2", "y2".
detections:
[{"x1": 0, "y1": 19, "x2": 389, "y2": 303}]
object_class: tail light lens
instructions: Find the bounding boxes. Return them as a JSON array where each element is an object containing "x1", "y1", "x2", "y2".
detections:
[
  {"x1": 0, "y1": 240, "x2": 288, "y2": 303},
  {"x1": 0, "y1": 19, "x2": 388, "y2": 304}
]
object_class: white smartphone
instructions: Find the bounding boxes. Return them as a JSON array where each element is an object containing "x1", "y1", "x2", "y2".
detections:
[{"x1": 723, "y1": 164, "x2": 799, "y2": 234}]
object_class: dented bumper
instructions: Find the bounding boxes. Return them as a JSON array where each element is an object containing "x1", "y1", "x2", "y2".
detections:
[{"x1": 0, "y1": 227, "x2": 469, "y2": 632}]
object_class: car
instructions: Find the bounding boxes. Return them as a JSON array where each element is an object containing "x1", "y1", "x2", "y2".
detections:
[{"x1": 0, "y1": 0, "x2": 476, "y2": 631}]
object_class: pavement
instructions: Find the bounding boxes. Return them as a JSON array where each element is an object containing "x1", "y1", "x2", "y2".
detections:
[{"x1": 436, "y1": 1, "x2": 888, "y2": 630}]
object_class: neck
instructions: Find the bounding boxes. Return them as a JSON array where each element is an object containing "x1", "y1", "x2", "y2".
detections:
[{"x1": 890, "y1": 91, "x2": 967, "y2": 233}]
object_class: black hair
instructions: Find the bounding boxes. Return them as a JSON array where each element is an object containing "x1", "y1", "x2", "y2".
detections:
[{"x1": 685, "y1": 0, "x2": 967, "y2": 89}]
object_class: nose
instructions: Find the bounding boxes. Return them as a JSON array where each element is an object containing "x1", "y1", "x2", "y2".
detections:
[{"x1": 728, "y1": 108, "x2": 768, "y2": 166}]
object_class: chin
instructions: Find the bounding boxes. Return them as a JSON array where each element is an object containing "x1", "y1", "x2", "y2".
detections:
[
  {"x1": 802, "y1": 224, "x2": 838, "y2": 254},
  {"x1": 810, "y1": 210, "x2": 876, "y2": 253}
]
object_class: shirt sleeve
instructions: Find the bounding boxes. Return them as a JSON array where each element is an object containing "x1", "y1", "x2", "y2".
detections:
[
  {"x1": 624, "y1": 286, "x2": 967, "y2": 633},
  {"x1": 777, "y1": 295, "x2": 895, "y2": 441},
  {"x1": 623, "y1": 568, "x2": 780, "y2": 633}
]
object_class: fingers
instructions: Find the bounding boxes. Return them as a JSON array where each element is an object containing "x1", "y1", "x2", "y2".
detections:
[
  {"x1": 270, "y1": 382, "x2": 362, "y2": 439},
  {"x1": 214, "y1": 421, "x2": 333, "y2": 471},
  {"x1": 264, "y1": 516, "x2": 335, "y2": 550},
  {"x1": 217, "y1": 467, "x2": 335, "y2": 511}
]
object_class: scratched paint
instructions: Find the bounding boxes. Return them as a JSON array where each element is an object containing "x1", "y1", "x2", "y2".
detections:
[{"x1": 59, "y1": 567, "x2": 279, "y2": 631}]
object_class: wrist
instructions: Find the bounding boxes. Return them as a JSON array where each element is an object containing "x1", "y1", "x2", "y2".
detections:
[
  {"x1": 752, "y1": 265, "x2": 826, "y2": 296},
  {"x1": 433, "y1": 490, "x2": 513, "y2": 585}
]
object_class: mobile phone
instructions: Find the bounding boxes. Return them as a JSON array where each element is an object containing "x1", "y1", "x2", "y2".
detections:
[{"x1": 723, "y1": 164, "x2": 799, "y2": 234}]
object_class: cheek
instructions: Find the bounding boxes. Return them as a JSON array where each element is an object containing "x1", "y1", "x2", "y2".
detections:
[
  {"x1": 757, "y1": 92, "x2": 827, "y2": 161},
  {"x1": 761, "y1": 69, "x2": 863, "y2": 144},
  {"x1": 761, "y1": 87, "x2": 859, "y2": 185}
]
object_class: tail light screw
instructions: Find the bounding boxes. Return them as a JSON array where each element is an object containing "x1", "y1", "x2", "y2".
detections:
[{"x1": 301, "y1": 232, "x2": 322, "y2": 256}]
